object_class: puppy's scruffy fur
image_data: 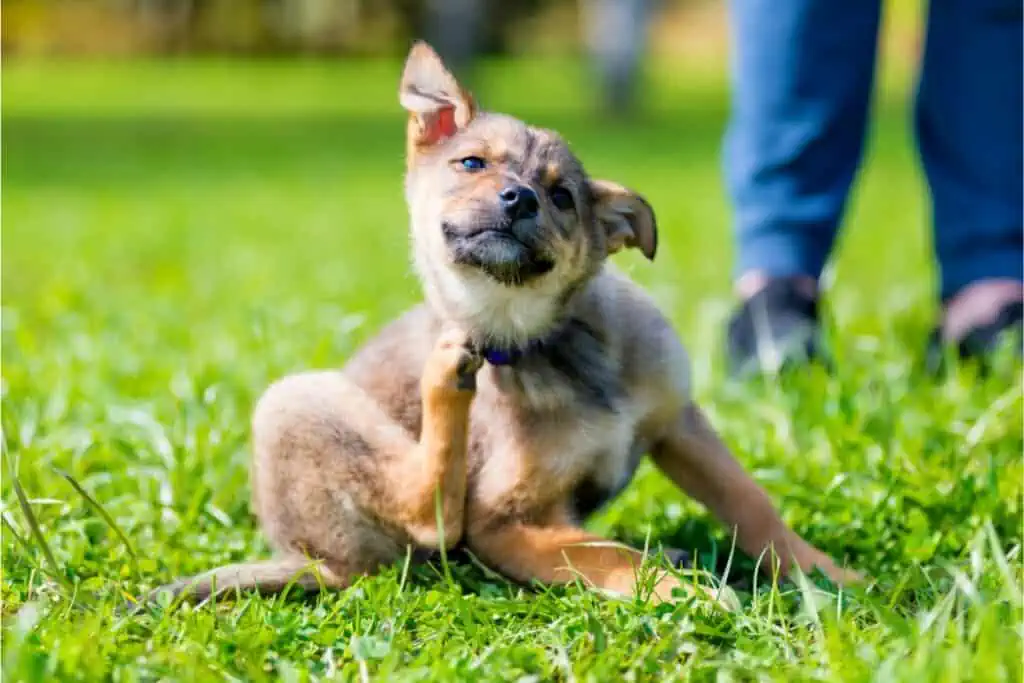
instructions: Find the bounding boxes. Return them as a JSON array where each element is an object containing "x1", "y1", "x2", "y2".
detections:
[{"x1": 137, "y1": 43, "x2": 857, "y2": 609}]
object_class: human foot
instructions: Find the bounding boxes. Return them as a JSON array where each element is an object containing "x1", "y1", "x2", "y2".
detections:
[
  {"x1": 927, "y1": 278, "x2": 1023, "y2": 372},
  {"x1": 725, "y1": 274, "x2": 825, "y2": 378}
]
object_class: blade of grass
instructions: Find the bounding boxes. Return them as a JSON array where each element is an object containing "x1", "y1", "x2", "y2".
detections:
[
  {"x1": 397, "y1": 545, "x2": 413, "y2": 595},
  {"x1": 6, "y1": 458, "x2": 71, "y2": 591},
  {"x1": 434, "y1": 486, "x2": 453, "y2": 586},
  {"x1": 718, "y1": 527, "x2": 738, "y2": 603},
  {"x1": 2, "y1": 514, "x2": 42, "y2": 570},
  {"x1": 54, "y1": 468, "x2": 138, "y2": 565},
  {"x1": 983, "y1": 520, "x2": 1021, "y2": 608}
]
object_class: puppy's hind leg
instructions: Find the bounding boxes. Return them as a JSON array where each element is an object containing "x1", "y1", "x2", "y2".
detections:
[{"x1": 256, "y1": 328, "x2": 482, "y2": 554}]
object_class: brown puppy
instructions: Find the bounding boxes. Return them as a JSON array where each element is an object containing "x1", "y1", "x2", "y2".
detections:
[{"x1": 135, "y1": 42, "x2": 858, "y2": 610}]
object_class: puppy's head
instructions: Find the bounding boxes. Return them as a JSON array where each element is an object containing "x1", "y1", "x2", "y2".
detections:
[{"x1": 400, "y1": 42, "x2": 657, "y2": 348}]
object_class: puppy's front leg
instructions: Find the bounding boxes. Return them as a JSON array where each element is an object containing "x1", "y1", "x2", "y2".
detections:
[
  {"x1": 651, "y1": 403, "x2": 860, "y2": 585},
  {"x1": 468, "y1": 519, "x2": 702, "y2": 603},
  {"x1": 394, "y1": 329, "x2": 482, "y2": 549}
]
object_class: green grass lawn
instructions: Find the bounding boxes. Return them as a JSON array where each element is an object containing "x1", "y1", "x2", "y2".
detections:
[{"x1": 2, "y1": 57, "x2": 1021, "y2": 682}]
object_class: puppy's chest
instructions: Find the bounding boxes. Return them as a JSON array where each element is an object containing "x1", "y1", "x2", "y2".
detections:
[
  {"x1": 469, "y1": 404, "x2": 645, "y2": 519},
  {"x1": 466, "y1": 317, "x2": 649, "y2": 519}
]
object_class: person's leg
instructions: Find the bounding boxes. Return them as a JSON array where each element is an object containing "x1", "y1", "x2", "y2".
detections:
[
  {"x1": 916, "y1": 0, "x2": 1023, "y2": 358},
  {"x1": 723, "y1": 0, "x2": 882, "y2": 375}
]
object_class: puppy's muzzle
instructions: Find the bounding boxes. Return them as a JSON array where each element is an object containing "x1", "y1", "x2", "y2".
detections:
[{"x1": 443, "y1": 188, "x2": 555, "y2": 286}]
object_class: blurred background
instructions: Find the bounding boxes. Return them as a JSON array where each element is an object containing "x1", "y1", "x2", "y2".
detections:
[
  {"x1": 4, "y1": 0, "x2": 924, "y2": 107},
  {"x1": 4, "y1": 0, "x2": 921, "y2": 59},
  {"x1": 3, "y1": 0, "x2": 931, "y2": 390}
]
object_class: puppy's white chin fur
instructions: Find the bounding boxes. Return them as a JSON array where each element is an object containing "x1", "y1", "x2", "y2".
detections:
[
  {"x1": 417, "y1": 251, "x2": 564, "y2": 347},
  {"x1": 409, "y1": 199, "x2": 564, "y2": 347}
]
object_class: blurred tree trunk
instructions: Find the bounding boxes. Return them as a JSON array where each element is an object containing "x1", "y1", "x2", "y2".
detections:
[
  {"x1": 133, "y1": 0, "x2": 200, "y2": 52},
  {"x1": 583, "y1": 0, "x2": 654, "y2": 116}
]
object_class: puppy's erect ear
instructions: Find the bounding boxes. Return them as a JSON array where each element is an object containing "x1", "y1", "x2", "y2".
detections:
[
  {"x1": 399, "y1": 41, "x2": 476, "y2": 149},
  {"x1": 590, "y1": 180, "x2": 658, "y2": 261}
]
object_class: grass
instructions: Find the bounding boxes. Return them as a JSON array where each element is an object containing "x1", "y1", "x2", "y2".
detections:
[{"x1": 2, "y1": 56, "x2": 1022, "y2": 682}]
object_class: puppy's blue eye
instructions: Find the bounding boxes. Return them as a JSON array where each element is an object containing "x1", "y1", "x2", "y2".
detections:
[{"x1": 459, "y1": 156, "x2": 486, "y2": 171}]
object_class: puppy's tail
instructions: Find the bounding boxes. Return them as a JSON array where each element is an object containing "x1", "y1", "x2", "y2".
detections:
[{"x1": 123, "y1": 556, "x2": 342, "y2": 613}]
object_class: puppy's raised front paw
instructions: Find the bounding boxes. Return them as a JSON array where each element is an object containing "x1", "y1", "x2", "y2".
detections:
[{"x1": 424, "y1": 328, "x2": 484, "y2": 394}]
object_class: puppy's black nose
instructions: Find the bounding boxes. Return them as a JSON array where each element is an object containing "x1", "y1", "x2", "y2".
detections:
[{"x1": 498, "y1": 185, "x2": 539, "y2": 221}]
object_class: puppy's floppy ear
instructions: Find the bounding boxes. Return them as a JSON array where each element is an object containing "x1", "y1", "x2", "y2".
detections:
[
  {"x1": 589, "y1": 179, "x2": 658, "y2": 261},
  {"x1": 399, "y1": 41, "x2": 476, "y2": 149}
]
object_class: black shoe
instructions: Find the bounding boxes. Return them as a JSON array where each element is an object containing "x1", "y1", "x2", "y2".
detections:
[
  {"x1": 926, "y1": 301, "x2": 1023, "y2": 374},
  {"x1": 725, "y1": 280, "x2": 824, "y2": 378}
]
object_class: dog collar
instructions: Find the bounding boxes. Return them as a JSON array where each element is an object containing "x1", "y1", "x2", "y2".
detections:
[
  {"x1": 481, "y1": 347, "x2": 522, "y2": 366},
  {"x1": 479, "y1": 339, "x2": 544, "y2": 366}
]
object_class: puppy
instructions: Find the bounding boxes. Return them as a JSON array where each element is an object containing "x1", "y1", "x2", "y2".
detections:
[{"x1": 134, "y1": 42, "x2": 858, "y2": 610}]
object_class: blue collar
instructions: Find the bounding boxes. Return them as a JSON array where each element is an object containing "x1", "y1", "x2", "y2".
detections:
[
  {"x1": 481, "y1": 346, "x2": 522, "y2": 366},
  {"x1": 479, "y1": 339, "x2": 544, "y2": 366}
]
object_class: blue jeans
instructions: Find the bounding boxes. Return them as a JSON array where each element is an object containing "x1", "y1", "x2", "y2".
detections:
[{"x1": 724, "y1": 0, "x2": 1023, "y2": 301}]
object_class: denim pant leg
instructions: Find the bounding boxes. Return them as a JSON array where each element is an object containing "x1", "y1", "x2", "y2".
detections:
[
  {"x1": 916, "y1": 0, "x2": 1024, "y2": 301},
  {"x1": 724, "y1": 0, "x2": 882, "y2": 281}
]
